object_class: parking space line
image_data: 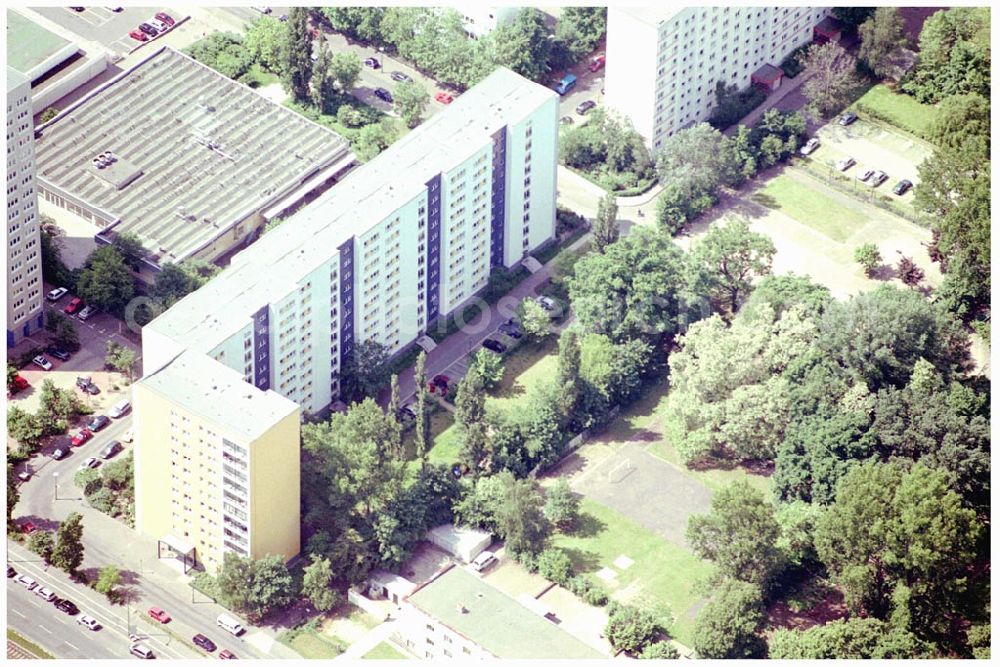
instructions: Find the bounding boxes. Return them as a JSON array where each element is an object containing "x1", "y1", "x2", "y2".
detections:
[
  {"x1": 11, "y1": 609, "x2": 26, "y2": 618},
  {"x1": 64, "y1": 642, "x2": 79, "y2": 651},
  {"x1": 39, "y1": 625, "x2": 52, "y2": 634}
]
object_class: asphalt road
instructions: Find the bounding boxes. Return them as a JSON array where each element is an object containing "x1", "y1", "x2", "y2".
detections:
[{"x1": 30, "y1": 5, "x2": 180, "y2": 59}]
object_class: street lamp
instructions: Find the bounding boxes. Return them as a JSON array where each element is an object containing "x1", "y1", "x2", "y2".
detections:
[
  {"x1": 52, "y1": 471, "x2": 59, "y2": 501},
  {"x1": 378, "y1": 46, "x2": 385, "y2": 69}
]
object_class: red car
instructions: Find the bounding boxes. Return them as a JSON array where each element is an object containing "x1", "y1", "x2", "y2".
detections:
[
  {"x1": 434, "y1": 91, "x2": 453, "y2": 104},
  {"x1": 10, "y1": 375, "x2": 29, "y2": 394},
  {"x1": 148, "y1": 607, "x2": 171, "y2": 623},
  {"x1": 129, "y1": 29, "x2": 149, "y2": 42},
  {"x1": 428, "y1": 374, "x2": 450, "y2": 393},
  {"x1": 154, "y1": 12, "x2": 175, "y2": 26},
  {"x1": 64, "y1": 297, "x2": 83, "y2": 314},
  {"x1": 219, "y1": 650, "x2": 237, "y2": 660},
  {"x1": 71, "y1": 428, "x2": 93, "y2": 447},
  {"x1": 20, "y1": 521, "x2": 37, "y2": 534},
  {"x1": 589, "y1": 55, "x2": 606, "y2": 72}
]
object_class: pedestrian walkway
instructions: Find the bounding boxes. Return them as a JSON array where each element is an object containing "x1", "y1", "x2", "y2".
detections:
[
  {"x1": 727, "y1": 70, "x2": 814, "y2": 133},
  {"x1": 333, "y1": 620, "x2": 399, "y2": 661}
]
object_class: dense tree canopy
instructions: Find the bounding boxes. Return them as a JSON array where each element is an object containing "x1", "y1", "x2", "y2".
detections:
[
  {"x1": 686, "y1": 218, "x2": 775, "y2": 315},
  {"x1": 801, "y1": 41, "x2": 862, "y2": 119},
  {"x1": 903, "y1": 7, "x2": 990, "y2": 103},
  {"x1": 692, "y1": 579, "x2": 767, "y2": 659},
  {"x1": 858, "y1": 7, "x2": 909, "y2": 80},
  {"x1": 770, "y1": 618, "x2": 932, "y2": 658}
]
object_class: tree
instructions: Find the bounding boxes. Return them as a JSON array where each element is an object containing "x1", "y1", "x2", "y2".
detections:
[
  {"x1": 95, "y1": 565, "x2": 121, "y2": 601},
  {"x1": 7, "y1": 406, "x2": 45, "y2": 451},
  {"x1": 153, "y1": 263, "x2": 198, "y2": 308},
  {"x1": 535, "y1": 548, "x2": 573, "y2": 585},
  {"x1": 353, "y1": 118, "x2": 402, "y2": 161},
  {"x1": 605, "y1": 602, "x2": 660, "y2": 655},
  {"x1": 896, "y1": 255, "x2": 925, "y2": 287},
  {"x1": 687, "y1": 481, "x2": 784, "y2": 589},
  {"x1": 105, "y1": 341, "x2": 136, "y2": 380},
  {"x1": 245, "y1": 15, "x2": 287, "y2": 73},
  {"x1": 302, "y1": 555, "x2": 339, "y2": 611},
  {"x1": 769, "y1": 617, "x2": 932, "y2": 659},
  {"x1": 568, "y1": 225, "x2": 688, "y2": 343},
  {"x1": 654, "y1": 123, "x2": 740, "y2": 225},
  {"x1": 309, "y1": 45, "x2": 337, "y2": 113},
  {"x1": 858, "y1": 8, "x2": 909, "y2": 80},
  {"x1": 44, "y1": 311, "x2": 80, "y2": 352},
  {"x1": 555, "y1": 330, "x2": 582, "y2": 425},
  {"x1": 692, "y1": 580, "x2": 766, "y2": 658},
  {"x1": 217, "y1": 553, "x2": 296, "y2": 622},
  {"x1": 7, "y1": 464, "x2": 19, "y2": 527},
  {"x1": 76, "y1": 245, "x2": 135, "y2": 314},
  {"x1": 110, "y1": 232, "x2": 146, "y2": 271},
  {"x1": 7, "y1": 363, "x2": 19, "y2": 393},
  {"x1": 387, "y1": 374, "x2": 402, "y2": 459},
  {"x1": 686, "y1": 218, "x2": 775, "y2": 315},
  {"x1": 393, "y1": 80, "x2": 429, "y2": 128},
  {"x1": 339, "y1": 339, "x2": 392, "y2": 403},
  {"x1": 329, "y1": 52, "x2": 361, "y2": 92},
  {"x1": 497, "y1": 476, "x2": 551, "y2": 557},
  {"x1": 801, "y1": 41, "x2": 862, "y2": 120},
  {"x1": 591, "y1": 192, "x2": 619, "y2": 253},
  {"x1": 455, "y1": 372, "x2": 489, "y2": 472},
  {"x1": 486, "y1": 8, "x2": 553, "y2": 82},
  {"x1": 902, "y1": 7, "x2": 990, "y2": 103},
  {"x1": 39, "y1": 224, "x2": 74, "y2": 289},
  {"x1": 469, "y1": 348, "x2": 504, "y2": 390},
  {"x1": 833, "y1": 7, "x2": 876, "y2": 29},
  {"x1": 854, "y1": 243, "x2": 882, "y2": 277},
  {"x1": 413, "y1": 352, "x2": 430, "y2": 465},
  {"x1": 28, "y1": 531, "x2": 55, "y2": 563},
  {"x1": 321, "y1": 7, "x2": 385, "y2": 43},
  {"x1": 516, "y1": 298, "x2": 551, "y2": 341},
  {"x1": 551, "y1": 7, "x2": 606, "y2": 68},
  {"x1": 743, "y1": 274, "x2": 832, "y2": 320},
  {"x1": 926, "y1": 94, "x2": 990, "y2": 157},
  {"x1": 282, "y1": 8, "x2": 314, "y2": 101},
  {"x1": 185, "y1": 32, "x2": 254, "y2": 79},
  {"x1": 543, "y1": 477, "x2": 580, "y2": 530},
  {"x1": 640, "y1": 641, "x2": 679, "y2": 660},
  {"x1": 51, "y1": 512, "x2": 85, "y2": 572}
]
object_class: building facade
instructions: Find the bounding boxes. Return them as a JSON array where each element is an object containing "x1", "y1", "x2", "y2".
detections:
[
  {"x1": 605, "y1": 6, "x2": 830, "y2": 150},
  {"x1": 6, "y1": 68, "x2": 44, "y2": 346},
  {"x1": 457, "y1": 6, "x2": 521, "y2": 39},
  {"x1": 136, "y1": 68, "x2": 558, "y2": 572}
]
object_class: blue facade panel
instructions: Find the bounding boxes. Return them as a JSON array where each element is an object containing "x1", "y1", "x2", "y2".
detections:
[
  {"x1": 338, "y1": 238, "x2": 355, "y2": 374},
  {"x1": 252, "y1": 305, "x2": 270, "y2": 391},
  {"x1": 489, "y1": 126, "x2": 508, "y2": 268},
  {"x1": 425, "y1": 174, "x2": 442, "y2": 325}
]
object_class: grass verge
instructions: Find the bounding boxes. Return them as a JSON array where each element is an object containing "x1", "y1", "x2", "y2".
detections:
[
  {"x1": 752, "y1": 174, "x2": 868, "y2": 242},
  {"x1": 7, "y1": 628, "x2": 55, "y2": 658},
  {"x1": 485, "y1": 337, "x2": 559, "y2": 413},
  {"x1": 851, "y1": 84, "x2": 939, "y2": 140},
  {"x1": 362, "y1": 641, "x2": 410, "y2": 659}
]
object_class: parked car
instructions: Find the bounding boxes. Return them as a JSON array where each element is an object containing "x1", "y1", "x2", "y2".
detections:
[
  {"x1": 799, "y1": 138, "x2": 820, "y2": 155},
  {"x1": 535, "y1": 296, "x2": 557, "y2": 311},
  {"x1": 498, "y1": 320, "x2": 522, "y2": 338},
  {"x1": 390, "y1": 71, "x2": 411, "y2": 83},
  {"x1": 70, "y1": 7, "x2": 85, "y2": 12},
  {"x1": 19, "y1": 521, "x2": 36, "y2": 534},
  {"x1": 892, "y1": 179, "x2": 913, "y2": 195},
  {"x1": 219, "y1": 650, "x2": 237, "y2": 659},
  {"x1": 78, "y1": 305, "x2": 97, "y2": 321},
  {"x1": 79, "y1": 457, "x2": 101, "y2": 470},
  {"x1": 148, "y1": 607, "x2": 171, "y2": 623},
  {"x1": 16, "y1": 574, "x2": 38, "y2": 590},
  {"x1": 35, "y1": 586, "x2": 57, "y2": 602},
  {"x1": 471, "y1": 550, "x2": 497, "y2": 572},
  {"x1": 130, "y1": 643, "x2": 155, "y2": 659},
  {"x1": 138, "y1": 22, "x2": 159, "y2": 37},
  {"x1": 88, "y1": 415, "x2": 111, "y2": 432},
  {"x1": 10, "y1": 374, "x2": 29, "y2": 394},
  {"x1": 76, "y1": 375, "x2": 92, "y2": 389},
  {"x1": 129, "y1": 29, "x2": 148, "y2": 42},
  {"x1": 155, "y1": 12, "x2": 175, "y2": 26},
  {"x1": 193, "y1": 634, "x2": 217, "y2": 652},
  {"x1": 122, "y1": 428, "x2": 135, "y2": 443},
  {"x1": 397, "y1": 405, "x2": 416, "y2": 422},
  {"x1": 101, "y1": 441, "x2": 123, "y2": 460},
  {"x1": 836, "y1": 157, "x2": 856, "y2": 171},
  {"x1": 374, "y1": 87, "x2": 393, "y2": 103},
  {"x1": 32, "y1": 355, "x2": 53, "y2": 371},
  {"x1": 838, "y1": 112, "x2": 858, "y2": 126},
  {"x1": 589, "y1": 55, "x2": 606, "y2": 72},
  {"x1": 78, "y1": 615, "x2": 101, "y2": 630},
  {"x1": 7, "y1": 566, "x2": 16, "y2": 578},
  {"x1": 71, "y1": 428, "x2": 93, "y2": 447},
  {"x1": 363, "y1": 57, "x2": 379, "y2": 68},
  {"x1": 856, "y1": 167, "x2": 875, "y2": 183},
  {"x1": 434, "y1": 91, "x2": 453, "y2": 104},
  {"x1": 46, "y1": 346, "x2": 71, "y2": 362},
  {"x1": 431, "y1": 375, "x2": 450, "y2": 390},
  {"x1": 46, "y1": 287, "x2": 68, "y2": 301},
  {"x1": 109, "y1": 399, "x2": 131, "y2": 419},
  {"x1": 83, "y1": 382, "x2": 100, "y2": 395},
  {"x1": 252, "y1": 6, "x2": 272, "y2": 14},
  {"x1": 148, "y1": 18, "x2": 168, "y2": 32},
  {"x1": 482, "y1": 339, "x2": 507, "y2": 354},
  {"x1": 560, "y1": 115, "x2": 574, "y2": 125},
  {"x1": 17, "y1": 469, "x2": 32, "y2": 482},
  {"x1": 575, "y1": 100, "x2": 597, "y2": 115},
  {"x1": 64, "y1": 297, "x2": 82, "y2": 314},
  {"x1": 55, "y1": 598, "x2": 80, "y2": 615},
  {"x1": 52, "y1": 447, "x2": 68, "y2": 460},
  {"x1": 869, "y1": 170, "x2": 888, "y2": 187}
]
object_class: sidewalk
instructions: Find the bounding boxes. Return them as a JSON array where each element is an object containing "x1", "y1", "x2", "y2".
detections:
[
  {"x1": 726, "y1": 70, "x2": 814, "y2": 134},
  {"x1": 333, "y1": 619, "x2": 399, "y2": 661}
]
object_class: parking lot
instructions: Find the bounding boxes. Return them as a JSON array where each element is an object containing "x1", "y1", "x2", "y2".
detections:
[{"x1": 30, "y1": 6, "x2": 185, "y2": 58}]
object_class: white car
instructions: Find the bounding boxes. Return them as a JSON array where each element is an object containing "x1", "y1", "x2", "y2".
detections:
[
  {"x1": 252, "y1": 6, "x2": 272, "y2": 13},
  {"x1": 869, "y1": 170, "x2": 888, "y2": 187},
  {"x1": 799, "y1": 138, "x2": 820, "y2": 155},
  {"x1": 35, "y1": 586, "x2": 57, "y2": 602},
  {"x1": 535, "y1": 296, "x2": 556, "y2": 311},
  {"x1": 78, "y1": 615, "x2": 101, "y2": 630},
  {"x1": 148, "y1": 18, "x2": 168, "y2": 32},
  {"x1": 122, "y1": 428, "x2": 134, "y2": 443},
  {"x1": 80, "y1": 457, "x2": 100, "y2": 470},
  {"x1": 856, "y1": 167, "x2": 875, "y2": 183},
  {"x1": 836, "y1": 157, "x2": 856, "y2": 171},
  {"x1": 77, "y1": 305, "x2": 97, "y2": 321},
  {"x1": 471, "y1": 550, "x2": 497, "y2": 572},
  {"x1": 32, "y1": 355, "x2": 53, "y2": 371},
  {"x1": 16, "y1": 574, "x2": 37, "y2": 590},
  {"x1": 46, "y1": 287, "x2": 68, "y2": 301}
]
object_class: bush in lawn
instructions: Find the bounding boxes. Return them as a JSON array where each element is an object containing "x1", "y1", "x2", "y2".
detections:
[
  {"x1": 854, "y1": 243, "x2": 883, "y2": 277},
  {"x1": 605, "y1": 602, "x2": 661, "y2": 655},
  {"x1": 28, "y1": 530, "x2": 55, "y2": 563},
  {"x1": 896, "y1": 255, "x2": 925, "y2": 287},
  {"x1": 640, "y1": 641, "x2": 679, "y2": 659},
  {"x1": 567, "y1": 575, "x2": 609, "y2": 606},
  {"x1": 336, "y1": 105, "x2": 368, "y2": 128},
  {"x1": 535, "y1": 548, "x2": 573, "y2": 586},
  {"x1": 543, "y1": 477, "x2": 580, "y2": 530}
]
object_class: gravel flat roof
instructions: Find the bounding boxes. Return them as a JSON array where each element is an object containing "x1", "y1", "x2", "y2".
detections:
[{"x1": 6, "y1": 10, "x2": 76, "y2": 78}]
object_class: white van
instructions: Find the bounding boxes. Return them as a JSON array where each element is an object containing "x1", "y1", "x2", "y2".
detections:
[
  {"x1": 109, "y1": 399, "x2": 131, "y2": 419},
  {"x1": 130, "y1": 643, "x2": 154, "y2": 659},
  {"x1": 471, "y1": 550, "x2": 497, "y2": 572},
  {"x1": 217, "y1": 613, "x2": 245, "y2": 636}
]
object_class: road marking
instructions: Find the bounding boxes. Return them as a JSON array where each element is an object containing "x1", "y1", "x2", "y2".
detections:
[
  {"x1": 64, "y1": 642, "x2": 79, "y2": 651},
  {"x1": 11, "y1": 609, "x2": 26, "y2": 618},
  {"x1": 39, "y1": 625, "x2": 52, "y2": 634}
]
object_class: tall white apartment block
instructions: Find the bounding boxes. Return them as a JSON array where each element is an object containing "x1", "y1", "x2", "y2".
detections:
[
  {"x1": 6, "y1": 68, "x2": 44, "y2": 346},
  {"x1": 605, "y1": 6, "x2": 830, "y2": 150},
  {"x1": 142, "y1": 67, "x2": 558, "y2": 418},
  {"x1": 456, "y1": 6, "x2": 521, "y2": 39}
]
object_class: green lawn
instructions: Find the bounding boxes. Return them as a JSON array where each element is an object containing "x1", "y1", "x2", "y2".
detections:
[
  {"x1": 852, "y1": 84, "x2": 940, "y2": 139},
  {"x1": 402, "y1": 408, "x2": 462, "y2": 471},
  {"x1": 753, "y1": 174, "x2": 869, "y2": 242},
  {"x1": 362, "y1": 641, "x2": 410, "y2": 659},
  {"x1": 282, "y1": 631, "x2": 344, "y2": 659},
  {"x1": 551, "y1": 498, "x2": 714, "y2": 646},
  {"x1": 486, "y1": 336, "x2": 559, "y2": 412}
]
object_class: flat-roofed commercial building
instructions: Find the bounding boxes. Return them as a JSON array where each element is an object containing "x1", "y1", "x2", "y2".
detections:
[
  {"x1": 605, "y1": 6, "x2": 830, "y2": 150},
  {"x1": 32, "y1": 46, "x2": 355, "y2": 278},
  {"x1": 6, "y1": 68, "x2": 44, "y2": 345},
  {"x1": 398, "y1": 565, "x2": 605, "y2": 659},
  {"x1": 136, "y1": 67, "x2": 558, "y2": 572}
]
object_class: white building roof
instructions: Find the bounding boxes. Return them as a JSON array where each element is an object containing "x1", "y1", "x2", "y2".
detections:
[
  {"x1": 145, "y1": 66, "x2": 555, "y2": 354},
  {"x1": 613, "y1": 6, "x2": 687, "y2": 26}
]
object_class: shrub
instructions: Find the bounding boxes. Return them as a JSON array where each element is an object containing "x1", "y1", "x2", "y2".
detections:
[
  {"x1": 39, "y1": 107, "x2": 59, "y2": 123},
  {"x1": 854, "y1": 243, "x2": 882, "y2": 277},
  {"x1": 536, "y1": 548, "x2": 573, "y2": 585},
  {"x1": 780, "y1": 44, "x2": 809, "y2": 78},
  {"x1": 336, "y1": 105, "x2": 367, "y2": 128},
  {"x1": 567, "y1": 576, "x2": 609, "y2": 606},
  {"x1": 709, "y1": 81, "x2": 768, "y2": 129},
  {"x1": 605, "y1": 602, "x2": 661, "y2": 655},
  {"x1": 640, "y1": 641, "x2": 679, "y2": 659}
]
